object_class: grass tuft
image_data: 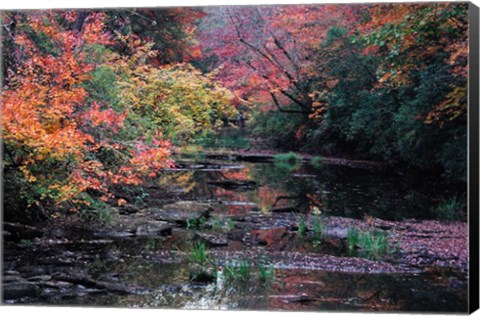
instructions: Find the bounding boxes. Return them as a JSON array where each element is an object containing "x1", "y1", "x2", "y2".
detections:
[
  {"x1": 297, "y1": 216, "x2": 308, "y2": 238},
  {"x1": 190, "y1": 242, "x2": 208, "y2": 266},
  {"x1": 346, "y1": 228, "x2": 390, "y2": 260}
]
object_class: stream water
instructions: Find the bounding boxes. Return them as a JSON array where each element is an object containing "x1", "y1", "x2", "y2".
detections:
[{"x1": 3, "y1": 158, "x2": 468, "y2": 312}]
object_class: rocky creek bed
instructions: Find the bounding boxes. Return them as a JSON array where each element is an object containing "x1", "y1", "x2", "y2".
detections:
[{"x1": 2, "y1": 157, "x2": 469, "y2": 312}]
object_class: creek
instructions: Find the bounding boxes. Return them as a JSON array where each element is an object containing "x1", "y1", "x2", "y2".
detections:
[{"x1": 3, "y1": 157, "x2": 468, "y2": 312}]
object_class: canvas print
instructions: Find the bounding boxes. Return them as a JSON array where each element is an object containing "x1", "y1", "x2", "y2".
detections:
[{"x1": 1, "y1": 1, "x2": 477, "y2": 313}]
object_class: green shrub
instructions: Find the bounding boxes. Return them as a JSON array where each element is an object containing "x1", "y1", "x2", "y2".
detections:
[
  {"x1": 274, "y1": 152, "x2": 302, "y2": 164},
  {"x1": 186, "y1": 216, "x2": 207, "y2": 229},
  {"x1": 210, "y1": 216, "x2": 236, "y2": 232},
  {"x1": 79, "y1": 200, "x2": 118, "y2": 226},
  {"x1": 222, "y1": 258, "x2": 276, "y2": 289},
  {"x1": 195, "y1": 129, "x2": 251, "y2": 150},
  {"x1": 435, "y1": 196, "x2": 465, "y2": 221},
  {"x1": 177, "y1": 145, "x2": 206, "y2": 160},
  {"x1": 250, "y1": 110, "x2": 305, "y2": 149}
]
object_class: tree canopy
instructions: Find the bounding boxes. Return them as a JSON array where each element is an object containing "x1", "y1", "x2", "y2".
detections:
[{"x1": 1, "y1": 3, "x2": 469, "y2": 221}]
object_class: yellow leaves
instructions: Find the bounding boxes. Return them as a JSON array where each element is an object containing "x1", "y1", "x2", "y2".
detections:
[
  {"x1": 19, "y1": 165, "x2": 37, "y2": 183},
  {"x1": 117, "y1": 61, "x2": 237, "y2": 143},
  {"x1": 4, "y1": 12, "x2": 200, "y2": 211}
]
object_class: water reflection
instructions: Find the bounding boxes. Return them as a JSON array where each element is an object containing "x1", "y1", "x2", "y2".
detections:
[
  {"x1": 60, "y1": 255, "x2": 468, "y2": 312},
  {"x1": 160, "y1": 159, "x2": 466, "y2": 220},
  {"x1": 13, "y1": 158, "x2": 466, "y2": 311}
]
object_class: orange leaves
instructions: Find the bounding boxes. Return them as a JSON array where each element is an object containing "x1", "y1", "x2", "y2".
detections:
[
  {"x1": 2, "y1": 14, "x2": 92, "y2": 164},
  {"x1": 82, "y1": 12, "x2": 112, "y2": 45},
  {"x1": 2, "y1": 10, "x2": 175, "y2": 210},
  {"x1": 424, "y1": 86, "x2": 467, "y2": 127},
  {"x1": 359, "y1": 3, "x2": 411, "y2": 32},
  {"x1": 130, "y1": 146, "x2": 174, "y2": 174},
  {"x1": 83, "y1": 103, "x2": 126, "y2": 132}
]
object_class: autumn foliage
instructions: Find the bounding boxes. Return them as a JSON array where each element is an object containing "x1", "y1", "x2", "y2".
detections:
[
  {"x1": 1, "y1": 3, "x2": 469, "y2": 221},
  {"x1": 1, "y1": 10, "x2": 235, "y2": 219},
  {"x1": 197, "y1": 3, "x2": 468, "y2": 178}
]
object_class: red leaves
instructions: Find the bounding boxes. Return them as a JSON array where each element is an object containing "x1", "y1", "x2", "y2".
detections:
[
  {"x1": 82, "y1": 12, "x2": 113, "y2": 45},
  {"x1": 2, "y1": 10, "x2": 174, "y2": 210},
  {"x1": 83, "y1": 103, "x2": 126, "y2": 132}
]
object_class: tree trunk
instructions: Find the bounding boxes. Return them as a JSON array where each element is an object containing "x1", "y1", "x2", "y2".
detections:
[{"x1": 72, "y1": 11, "x2": 87, "y2": 32}]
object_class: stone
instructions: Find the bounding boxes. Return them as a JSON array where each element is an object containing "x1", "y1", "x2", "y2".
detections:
[
  {"x1": 118, "y1": 204, "x2": 140, "y2": 215},
  {"x1": 3, "y1": 282, "x2": 39, "y2": 299},
  {"x1": 3, "y1": 275, "x2": 26, "y2": 283},
  {"x1": 161, "y1": 201, "x2": 213, "y2": 213},
  {"x1": 189, "y1": 264, "x2": 216, "y2": 283},
  {"x1": 4, "y1": 270, "x2": 20, "y2": 276},
  {"x1": 4, "y1": 222, "x2": 43, "y2": 241},
  {"x1": 251, "y1": 227, "x2": 288, "y2": 247},
  {"x1": 194, "y1": 232, "x2": 228, "y2": 247},
  {"x1": 322, "y1": 227, "x2": 349, "y2": 239},
  {"x1": 270, "y1": 206, "x2": 298, "y2": 213},
  {"x1": 27, "y1": 275, "x2": 52, "y2": 282},
  {"x1": 208, "y1": 180, "x2": 256, "y2": 190},
  {"x1": 94, "y1": 231, "x2": 135, "y2": 238},
  {"x1": 135, "y1": 221, "x2": 172, "y2": 236},
  {"x1": 139, "y1": 203, "x2": 211, "y2": 226}
]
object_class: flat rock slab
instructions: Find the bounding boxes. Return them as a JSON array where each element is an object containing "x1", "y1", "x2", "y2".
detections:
[
  {"x1": 97, "y1": 217, "x2": 172, "y2": 237},
  {"x1": 208, "y1": 180, "x2": 256, "y2": 190},
  {"x1": 161, "y1": 201, "x2": 213, "y2": 213},
  {"x1": 135, "y1": 221, "x2": 172, "y2": 236},
  {"x1": 139, "y1": 201, "x2": 212, "y2": 225},
  {"x1": 251, "y1": 227, "x2": 289, "y2": 247},
  {"x1": 51, "y1": 272, "x2": 139, "y2": 294},
  {"x1": 321, "y1": 227, "x2": 349, "y2": 239},
  {"x1": 139, "y1": 208, "x2": 209, "y2": 225},
  {"x1": 270, "y1": 206, "x2": 299, "y2": 213},
  {"x1": 3, "y1": 281, "x2": 39, "y2": 299},
  {"x1": 4, "y1": 222, "x2": 43, "y2": 241},
  {"x1": 194, "y1": 232, "x2": 228, "y2": 247}
]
